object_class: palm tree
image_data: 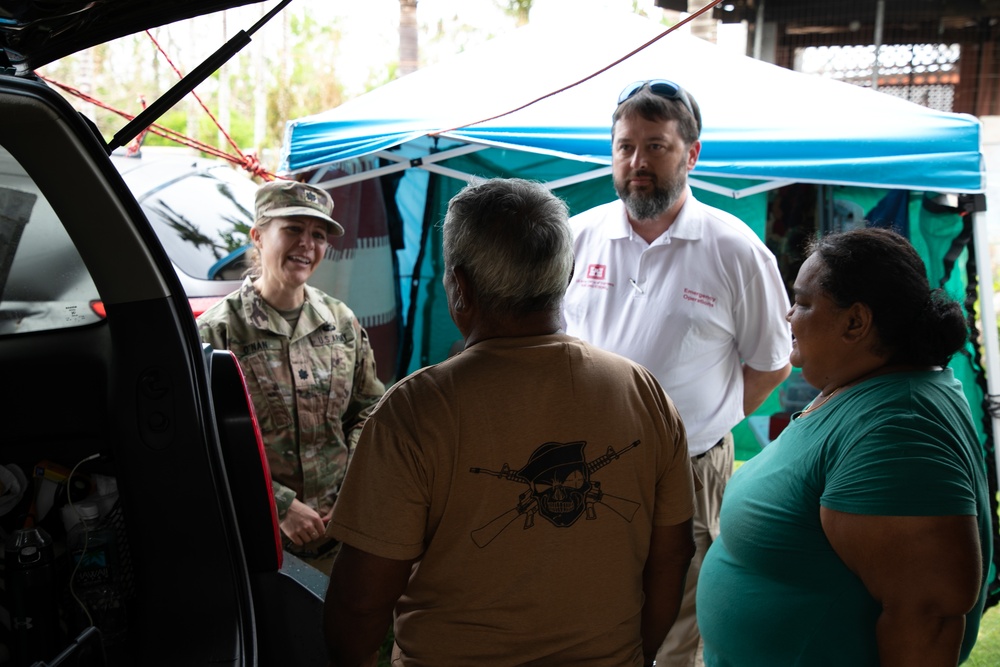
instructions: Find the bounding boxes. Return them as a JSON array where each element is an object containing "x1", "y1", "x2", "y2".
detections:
[
  {"x1": 502, "y1": 0, "x2": 532, "y2": 27},
  {"x1": 399, "y1": 0, "x2": 418, "y2": 76}
]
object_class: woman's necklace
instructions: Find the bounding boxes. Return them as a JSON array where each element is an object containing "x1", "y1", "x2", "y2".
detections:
[
  {"x1": 794, "y1": 364, "x2": 924, "y2": 420},
  {"x1": 797, "y1": 384, "x2": 847, "y2": 417}
]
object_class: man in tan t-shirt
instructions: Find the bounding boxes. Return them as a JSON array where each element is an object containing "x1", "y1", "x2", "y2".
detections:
[{"x1": 322, "y1": 178, "x2": 696, "y2": 667}]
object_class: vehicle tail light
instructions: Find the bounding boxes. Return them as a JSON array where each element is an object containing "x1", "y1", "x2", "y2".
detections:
[
  {"x1": 231, "y1": 353, "x2": 284, "y2": 570},
  {"x1": 91, "y1": 296, "x2": 225, "y2": 320},
  {"x1": 209, "y1": 348, "x2": 283, "y2": 572},
  {"x1": 189, "y1": 296, "x2": 225, "y2": 318}
]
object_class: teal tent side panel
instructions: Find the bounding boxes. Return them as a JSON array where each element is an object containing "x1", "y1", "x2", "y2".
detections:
[
  {"x1": 694, "y1": 181, "x2": 769, "y2": 240},
  {"x1": 732, "y1": 389, "x2": 783, "y2": 463},
  {"x1": 912, "y1": 199, "x2": 988, "y2": 460},
  {"x1": 817, "y1": 187, "x2": 988, "y2": 454},
  {"x1": 558, "y1": 177, "x2": 618, "y2": 216},
  {"x1": 911, "y1": 196, "x2": 996, "y2": 610},
  {"x1": 395, "y1": 167, "x2": 432, "y2": 377},
  {"x1": 412, "y1": 175, "x2": 464, "y2": 375}
]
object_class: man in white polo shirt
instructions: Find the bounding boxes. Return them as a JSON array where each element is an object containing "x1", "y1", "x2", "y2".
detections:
[{"x1": 563, "y1": 80, "x2": 792, "y2": 667}]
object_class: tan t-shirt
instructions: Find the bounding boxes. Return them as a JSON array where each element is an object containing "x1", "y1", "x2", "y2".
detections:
[{"x1": 330, "y1": 334, "x2": 694, "y2": 666}]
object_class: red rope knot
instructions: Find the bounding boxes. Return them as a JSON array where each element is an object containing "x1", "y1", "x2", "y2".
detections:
[{"x1": 241, "y1": 154, "x2": 269, "y2": 180}]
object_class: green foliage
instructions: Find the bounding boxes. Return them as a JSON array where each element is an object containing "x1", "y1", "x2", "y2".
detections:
[
  {"x1": 219, "y1": 113, "x2": 255, "y2": 152},
  {"x1": 141, "y1": 108, "x2": 185, "y2": 147},
  {"x1": 363, "y1": 62, "x2": 397, "y2": 95},
  {"x1": 37, "y1": 0, "x2": 660, "y2": 165},
  {"x1": 39, "y1": 10, "x2": 349, "y2": 161},
  {"x1": 142, "y1": 108, "x2": 187, "y2": 147},
  {"x1": 967, "y1": 604, "x2": 1000, "y2": 665},
  {"x1": 275, "y1": 12, "x2": 346, "y2": 142}
]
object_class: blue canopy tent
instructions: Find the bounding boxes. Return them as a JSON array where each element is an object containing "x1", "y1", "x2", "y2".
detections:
[
  {"x1": 279, "y1": 9, "x2": 998, "y2": 602},
  {"x1": 282, "y1": 12, "x2": 982, "y2": 193}
]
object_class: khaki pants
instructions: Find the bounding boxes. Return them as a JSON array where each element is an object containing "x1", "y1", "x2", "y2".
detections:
[{"x1": 655, "y1": 434, "x2": 733, "y2": 667}]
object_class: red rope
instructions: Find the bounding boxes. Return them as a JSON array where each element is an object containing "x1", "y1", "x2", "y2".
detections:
[
  {"x1": 39, "y1": 75, "x2": 227, "y2": 156},
  {"x1": 38, "y1": 31, "x2": 277, "y2": 181},
  {"x1": 41, "y1": 5, "x2": 724, "y2": 179},
  {"x1": 142, "y1": 29, "x2": 268, "y2": 177},
  {"x1": 435, "y1": 0, "x2": 725, "y2": 135},
  {"x1": 125, "y1": 95, "x2": 148, "y2": 157}
]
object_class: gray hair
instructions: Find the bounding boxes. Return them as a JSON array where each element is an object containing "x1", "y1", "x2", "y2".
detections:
[{"x1": 442, "y1": 178, "x2": 573, "y2": 318}]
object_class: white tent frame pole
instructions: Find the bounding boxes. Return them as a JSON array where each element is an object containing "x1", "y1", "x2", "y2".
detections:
[
  {"x1": 689, "y1": 176, "x2": 795, "y2": 199},
  {"x1": 543, "y1": 171, "x2": 794, "y2": 197},
  {"x1": 971, "y1": 210, "x2": 1000, "y2": 483},
  {"x1": 545, "y1": 167, "x2": 613, "y2": 190},
  {"x1": 527, "y1": 169, "x2": 796, "y2": 197},
  {"x1": 308, "y1": 143, "x2": 491, "y2": 191},
  {"x1": 296, "y1": 140, "x2": 803, "y2": 201},
  {"x1": 728, "y1": 178, "x2": 797, "y2": 198},
  {"x1": 297, "y1": 141, "x2": 868, "y2": 203},
  {"x1": 309, "y1": 160, "x2": 408, "y2": 189},
  {"x1": 421, "y1": 163, "x2": 483, "y2": 182}
]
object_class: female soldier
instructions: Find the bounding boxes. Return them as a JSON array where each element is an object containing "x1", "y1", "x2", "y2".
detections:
[{"x1": 199, "y1": 180, "x2": 384, "y2": 574}]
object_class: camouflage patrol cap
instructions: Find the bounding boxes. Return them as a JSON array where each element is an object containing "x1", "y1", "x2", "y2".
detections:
[{"x1": 255, "y1": 180, "x2": 345, "y2": 237}]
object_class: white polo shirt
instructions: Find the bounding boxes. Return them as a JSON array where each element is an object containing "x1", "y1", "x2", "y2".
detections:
[{"x1": 563, "y1": 193, "x2": 792, "y2": 456}]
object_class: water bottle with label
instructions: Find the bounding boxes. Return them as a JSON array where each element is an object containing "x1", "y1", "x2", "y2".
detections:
[{"x1": 66, "y1": 502, "x2": 127, "y2": 648}]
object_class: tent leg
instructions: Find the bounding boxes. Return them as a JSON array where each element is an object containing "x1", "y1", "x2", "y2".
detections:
[{"x1": 972, "y1": 211, "x2": 1000, "y2": 480}]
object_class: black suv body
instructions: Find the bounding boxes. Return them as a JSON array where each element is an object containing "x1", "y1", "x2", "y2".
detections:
[{"x1": 0, "y1": 1, "x2": 328, "y2": 665}]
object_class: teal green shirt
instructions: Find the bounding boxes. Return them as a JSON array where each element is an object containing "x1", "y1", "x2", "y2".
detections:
[{"x1": 697, "y1": 369, "x2": 990, "y2": 666}]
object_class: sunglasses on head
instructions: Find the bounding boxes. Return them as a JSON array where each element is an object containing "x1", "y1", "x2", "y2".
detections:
[{"x1": 617, "y1": 79, "x2": 701, "y2": 132}]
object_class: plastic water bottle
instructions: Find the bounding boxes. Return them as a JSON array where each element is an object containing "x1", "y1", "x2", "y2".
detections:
[
  {"x1": 5, "y1": 526, "x2": 61, "y2": 666},
  {"x1": 66, "y1": 502, "x2": 126, "y2": 648}
]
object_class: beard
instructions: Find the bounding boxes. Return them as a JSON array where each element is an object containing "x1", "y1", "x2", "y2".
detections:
[{"x1": 614, "y1": 165, "x2": 687, "y2": 222}]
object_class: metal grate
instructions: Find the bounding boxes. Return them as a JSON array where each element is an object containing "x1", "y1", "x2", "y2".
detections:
[
  {"x1": 796, "y1": 43, "x2": 961, "y2": 112},
  {"x1": 105, "y1": 499, "x2": 135, "y2": 604},
  {"x1": 879, "y1": 84, "x2": 955, "y2": 110}
]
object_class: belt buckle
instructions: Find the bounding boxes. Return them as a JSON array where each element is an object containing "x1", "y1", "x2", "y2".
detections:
[{"x1": 694, "y1": 437, "x2": 724, "y2": 460}]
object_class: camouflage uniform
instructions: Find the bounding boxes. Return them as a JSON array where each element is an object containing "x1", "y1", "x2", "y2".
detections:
[{"x1": 198, "y1": 277, "x2": 385, "y2": 523}]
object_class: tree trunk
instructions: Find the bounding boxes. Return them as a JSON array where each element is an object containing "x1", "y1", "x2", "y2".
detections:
[
  {"x1": 252, "y1": 4, "x2": 267, "y2": 156},
  {"x1": 218, "y1": 11, "x2": 231, "y2": 153},
  {"x1": 399, "y1": 0, "x2": 418, "y2": 76},
  {"x1": 506, "y1": 0, "x2": 532, "y2": 27},
  {"x1": 76, "y1": 48, "x2": 96, "y2": 123},
  {"x1": 186, "y1": 20, "x2": 199, "y2": 145}
]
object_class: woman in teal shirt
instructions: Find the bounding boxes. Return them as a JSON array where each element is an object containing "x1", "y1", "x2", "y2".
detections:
[{"x1": 697, "y1": 228, "x2": 991, "y2": 666}]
